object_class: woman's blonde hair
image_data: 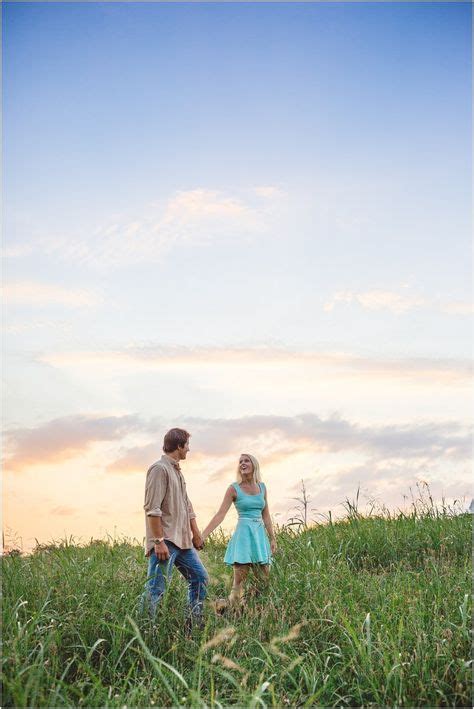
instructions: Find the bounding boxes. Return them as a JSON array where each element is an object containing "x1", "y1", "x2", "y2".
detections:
[{"x1": 236, "y1": 453, "x2": 262, "y2": 484}]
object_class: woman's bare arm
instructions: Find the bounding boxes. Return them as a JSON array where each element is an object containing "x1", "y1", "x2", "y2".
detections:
[
  {"x1": 262, "y1": 487, "x2": 277, "y2": 552},
  {"x1": 202, "y1": 486, "x2": 236, "y2": 540}
]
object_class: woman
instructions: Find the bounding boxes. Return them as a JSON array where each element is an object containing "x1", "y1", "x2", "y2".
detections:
[{"x1": 202, "y1": 453, "x2": 277, "y2": 606}]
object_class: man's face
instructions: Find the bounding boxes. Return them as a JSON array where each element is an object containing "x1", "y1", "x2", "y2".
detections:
[{"x1": 178, "y1": 439, "x2": 190, "y2": 460}]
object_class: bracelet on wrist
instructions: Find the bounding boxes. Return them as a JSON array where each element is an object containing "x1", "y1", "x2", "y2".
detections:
[{"x1": 152, "y1": 537, "x2": 165, "y2": 544}]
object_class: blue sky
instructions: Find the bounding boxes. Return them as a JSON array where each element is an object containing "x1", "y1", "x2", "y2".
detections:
[{"x1": 3, "y1": 2, "x2": 472, "y2": 549}]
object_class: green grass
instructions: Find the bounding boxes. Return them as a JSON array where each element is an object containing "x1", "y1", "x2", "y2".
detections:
[{"x1": 2, "y1": 506, "x2": 472, "y2": 708}]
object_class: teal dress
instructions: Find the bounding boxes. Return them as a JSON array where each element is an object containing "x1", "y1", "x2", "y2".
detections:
[{"x1": 224, "y1": 482, "x2": 272, "y2": 565}]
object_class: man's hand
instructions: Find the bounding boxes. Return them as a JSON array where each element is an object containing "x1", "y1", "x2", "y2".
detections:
[
  {"x1": 192, "y1": 534, "x2": 204, "y2": 551},
  {"x1": 154, "y1": 540, "x2": 170, "y2": 561}
]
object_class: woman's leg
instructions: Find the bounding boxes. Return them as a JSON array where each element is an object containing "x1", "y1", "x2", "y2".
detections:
[
  {"x1": 252, "y1": 563, "x2": 270, "y2": 596},
  {"x1": 259, "y1": 564, "x2": 270, "y2": 579},
  {"x1": 229, "y1": 563, "x2": 249, "y2": 605}
]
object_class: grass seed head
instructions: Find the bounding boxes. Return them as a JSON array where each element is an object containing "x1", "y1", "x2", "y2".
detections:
[
  {"x1": 211, "y1": 653, "x2": 245, "y2": 673},
  {"x1": 271, "y1": 621, "x2": 306, "y2": 646},
  {"x1": 201, "y1": 626, "x2": 236, "y2": 651},
  {"x1": 269, "y1": 621, "x2": 306, "y2": 657}
]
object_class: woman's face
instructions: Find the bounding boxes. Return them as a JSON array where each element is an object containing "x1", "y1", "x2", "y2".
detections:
[{"x1": 239, "y1": 455, "x2": 254, "y2": 476}]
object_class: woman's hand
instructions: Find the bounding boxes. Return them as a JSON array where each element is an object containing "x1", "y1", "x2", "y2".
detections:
[{"x1": 270, "y1": 538, "x2": 277, "y2": 554}]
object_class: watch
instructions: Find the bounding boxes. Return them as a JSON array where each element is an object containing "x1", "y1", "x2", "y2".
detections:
[{"x1": 152, "y1": 537, "x2": 165, "y2": 544}]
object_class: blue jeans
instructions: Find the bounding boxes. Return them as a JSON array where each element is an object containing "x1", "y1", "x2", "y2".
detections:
[{"x1": 142, "y1": 541, "x2": 209, "y2": 618}]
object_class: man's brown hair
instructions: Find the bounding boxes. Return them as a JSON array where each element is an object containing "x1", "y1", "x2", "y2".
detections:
[{"x1": 163, "y1": 428, "x2": 190, "y2": 453}]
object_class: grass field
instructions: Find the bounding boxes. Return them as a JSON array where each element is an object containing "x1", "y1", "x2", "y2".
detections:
[{"x1": 2, "y1": 499, "x2": 472, "y2": 708}]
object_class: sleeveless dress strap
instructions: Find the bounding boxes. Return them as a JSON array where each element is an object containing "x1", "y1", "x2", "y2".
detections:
[
  {"x1": 231, "y1": 482, "x2": 240, "y2": 494},
  {"x1": 260, "y1": 482, "x2": 266, "y2": 494}
]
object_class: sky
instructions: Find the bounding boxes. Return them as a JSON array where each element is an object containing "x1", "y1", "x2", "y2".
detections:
[{"x1": 2, "y1": 1, "x2": 472, "y2": 551}]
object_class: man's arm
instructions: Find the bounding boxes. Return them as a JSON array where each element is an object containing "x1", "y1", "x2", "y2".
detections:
[
  {"x1": 185, "y1": 495, "x2": 204, "y2": 549},
  {"x1": 144, "y1": 464, "x2": 169, "y2": 560},
  {"x1": 190, "y1": 517, "x2": 204, "y2": 550},
  {"x1": 148, "y1": 516, "x2": 169, "y2": 561}
]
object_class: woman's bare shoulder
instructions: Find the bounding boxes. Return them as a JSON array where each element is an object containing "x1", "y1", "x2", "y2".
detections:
[{"x1": 227, "y1": 483, "x2": 237, "y2": 498}]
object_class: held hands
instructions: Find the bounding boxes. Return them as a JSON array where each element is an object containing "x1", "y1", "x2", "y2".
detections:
[{"x1": 192, "y1": 533, "x2": 204, "y2": 551}]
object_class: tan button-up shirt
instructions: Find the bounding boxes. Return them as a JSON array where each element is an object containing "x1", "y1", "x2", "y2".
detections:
[{"x1": 143, "y1": 454, "x2": 196, "y2": 554}]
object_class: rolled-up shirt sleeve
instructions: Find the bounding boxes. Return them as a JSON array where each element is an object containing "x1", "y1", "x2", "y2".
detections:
[
  {"x1": 187, "y1": 495, "x2": 196, "y2": 520},
  {"x1": 144, "y1": 464, "x2": 167, "y2": 517}
]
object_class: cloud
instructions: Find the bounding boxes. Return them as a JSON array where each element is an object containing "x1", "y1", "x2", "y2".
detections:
[
  {"x1": 206, "y1": 445, "x2": 302, "y2": 483},
  {"x1": 4, "y1": 319, "x2": 74, "y2": 335},
  {"x1": 50, "y1": 506, "x2": 78, "y2": 516},
  {"x1": 440, "y1": 302, "x2": 474, "y2": 315},
  {"x1": 106, "y1": 442, "x2": 158, "y2": 474},
  {"x1": 5, "y1": 412, "x2": 471, "y2": 524},
  {"x1": 37, "y1": 188, "x2": 276, "y2": 270},
  {"x1": 324, "y1": 289, "x2": 427, "y2": 314},
  {"x1": 253, "y1": 185, "x2": 286, "y2": 200},
  {"x1": 163, "y1": 189, "x2": 251, "y2": 221},
  {"x1": 5, "y1": 411, "x2": 471, "y2": 483},
  {"x1": 2, "y1": 244, "x2": 35, "y2": 258},
  {"x1": 4, "y1": 282, "x2": 102, "y2": 308},
  {"x1": 38, "y1": 344, "x2": 472, "y2": 385},
  {"x1": 324, "y1": 289, "x2": 473, "y2": 316},
  {"x1": 4, "y1": 414, "x2": 141, "y2": 472},
  {"x1": 286, "y1": 457, "x2": 472, "y2": 518},
  {"x1": 185, "y1": 413, "x2": 472, "y2": 460},
  {"x1": 101, "y1": 412, "x2": 472, "y2": 476}
]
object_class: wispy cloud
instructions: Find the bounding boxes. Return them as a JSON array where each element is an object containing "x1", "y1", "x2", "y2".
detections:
[
  {"x1": 184, "y1": 413, "x2": 472, "y2": 462},
  {"x1": 324, "y1": 289, "x2": 427, "y2": 314},
  {"x1": 324, "y1": 289, "x2": 473, "y2": 316},
  {"x1": 163, "y1": 189, "x2": 252, "y2": 221},
  {"x1": 439, "y1": 302, "x2": 474, "y2": 315},
  {"x1": 5, "y1": 410, "x2": 466, "y2": 474},
  {"x1": 50, "y1": 505, "x2": 78, "y2": 517},
  {"x1": 282, "y1": 462, "x2": 471, "y2": 520},
  {"x1": 2, "y1": 244, "x2": 35, "y2": 259},
  {"x1": 106, "y1": 442, "x2": 158, "y2": 474},
  {"x1": 4, "y1": 409, "x2": 471, "y2": 485},
  {"x1": 38, "y1": 344, "x2": 472, "y2": 385},
  {"x1": 253, "y1": 185, "x2": 286, "y2": 200},
  {"x1": 4, "y1": 319, "x2": 74, "y2": 335},
  {"x1": 4, "y1": 282, "x2": 102, "y2": 308},
  {"x1": 35, "y1": 188, "x2": 279, "y2": 269},
  {"x1": 5, "y1": 412, "x2": 470, "y2": 526},
  {"x1": 4, "y1": 414, "x2": 141, "y2": 472}
]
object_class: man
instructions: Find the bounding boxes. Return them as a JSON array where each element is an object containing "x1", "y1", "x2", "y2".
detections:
[{"x1": 142, "y1": 427, "x2": 208, "y2": 628}]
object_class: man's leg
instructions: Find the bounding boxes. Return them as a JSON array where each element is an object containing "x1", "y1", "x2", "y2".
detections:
[
  {"x1": 174, "y1": 547, "x2": 209, "y2": 623},
  {"x1": 142, "y1": 543, "x2": 179, "y2": 615}
]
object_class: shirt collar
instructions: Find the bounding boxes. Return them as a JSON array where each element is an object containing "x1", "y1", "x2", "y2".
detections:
[{"x1": 161, "y1": 453, "x2": 182, "y2": 472}]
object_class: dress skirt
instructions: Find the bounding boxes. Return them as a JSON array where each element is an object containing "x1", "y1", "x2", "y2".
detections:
[{"x1": 224, "y1": 517, "x2": 271, "y2": 565}]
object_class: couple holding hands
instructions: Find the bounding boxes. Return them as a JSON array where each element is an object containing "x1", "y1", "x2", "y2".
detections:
[{"x1": 142, "y1": 427, "x2": 276, "y2": 626}]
